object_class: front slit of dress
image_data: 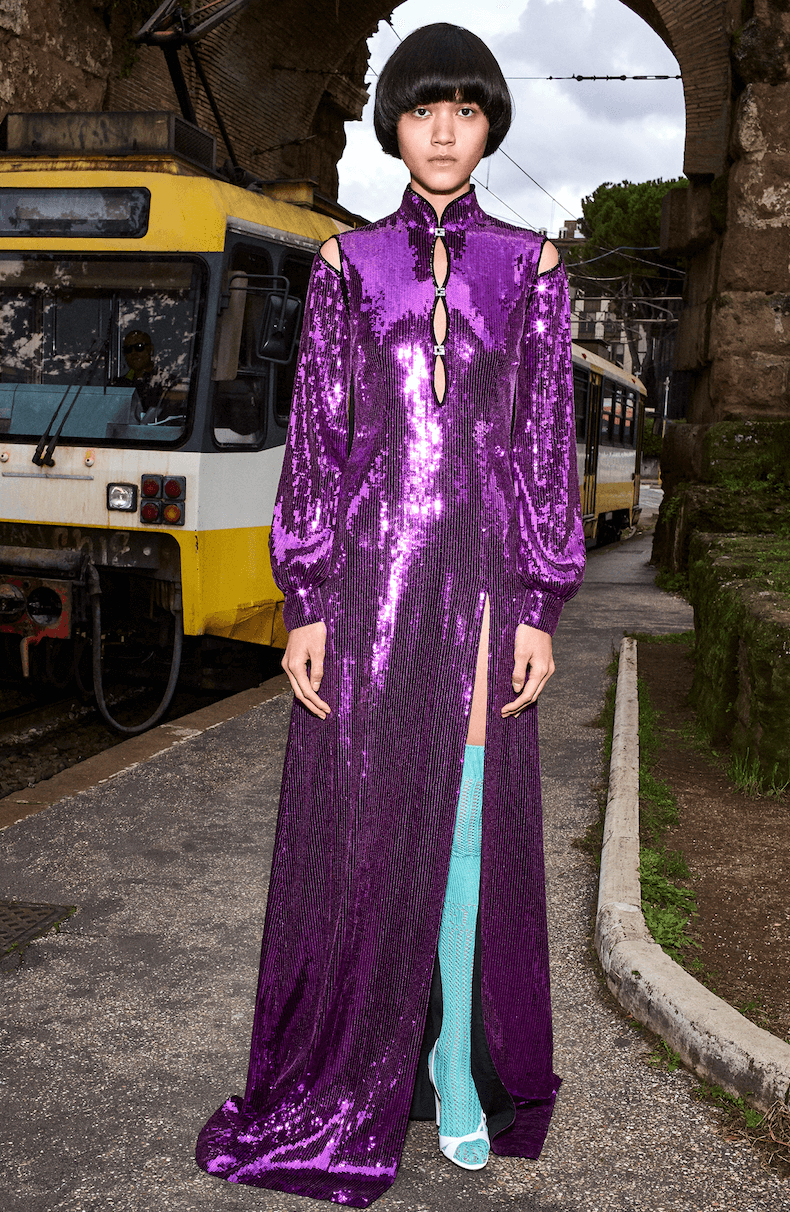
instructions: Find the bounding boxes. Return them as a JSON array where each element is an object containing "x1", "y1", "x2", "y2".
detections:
[{"x1": 410, "y1": 584, "x2": 516, "y2": 1136}]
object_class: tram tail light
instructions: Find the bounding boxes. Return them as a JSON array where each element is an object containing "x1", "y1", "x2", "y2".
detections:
[
  {"x1": 163, "y1": 477, "x2": 185, "y2": 500},
  {"x1": 139, "y1": 474, "x2": 186, "y2": 526}
]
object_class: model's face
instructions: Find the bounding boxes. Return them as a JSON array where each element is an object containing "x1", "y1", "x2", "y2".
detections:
[{"x1": 397, "y1": 99, "x2": 489, "y2": 212}]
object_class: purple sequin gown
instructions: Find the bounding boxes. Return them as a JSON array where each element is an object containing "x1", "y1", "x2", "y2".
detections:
[{"x1": 196, "y1": 186, "x2": 585, "y2": 1206}]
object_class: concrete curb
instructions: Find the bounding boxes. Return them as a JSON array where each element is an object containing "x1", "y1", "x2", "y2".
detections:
[{"x1": 595, "y1": 636, "x2": 790, "y2": 1113}]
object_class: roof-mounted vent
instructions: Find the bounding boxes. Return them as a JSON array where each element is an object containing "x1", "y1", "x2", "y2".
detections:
[{"x1": 0, "y1": 111, "x2": 216, "y2": 174}]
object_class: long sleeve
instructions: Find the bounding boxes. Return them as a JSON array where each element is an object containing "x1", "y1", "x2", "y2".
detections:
[
  {"x1": 511, "y1": 259, "x2": 585, "y2": 635},
  {"x1": 270, "y1": 256, "x2": 352, "y2": 632}
]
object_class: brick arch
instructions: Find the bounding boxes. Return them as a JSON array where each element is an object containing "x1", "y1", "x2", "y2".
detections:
[{"x1": 620, "y1": 0, "x2": 730, "y2": 177}]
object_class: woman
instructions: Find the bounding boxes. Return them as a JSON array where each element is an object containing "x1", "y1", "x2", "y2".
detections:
[{"x1": 196, "y1": 23, "x2": 585, "y2": 1208}]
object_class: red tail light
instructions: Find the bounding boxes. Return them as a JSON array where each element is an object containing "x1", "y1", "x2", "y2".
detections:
[
  {"x1": 141, "y1": 476, "x2": 160, "y2": 498},
  {"x1": 141, "y1": 501, "x2": 160, "y2": 523}
]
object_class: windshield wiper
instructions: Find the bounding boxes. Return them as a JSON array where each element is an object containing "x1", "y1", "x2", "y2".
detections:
[{"x1": 32, "y1": 329, "x2": 110, "y2": 467}]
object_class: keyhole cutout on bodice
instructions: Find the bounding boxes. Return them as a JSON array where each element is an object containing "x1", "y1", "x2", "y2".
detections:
[{"x1": 432, "y1": 231, "x2": 449, "y2": 404}]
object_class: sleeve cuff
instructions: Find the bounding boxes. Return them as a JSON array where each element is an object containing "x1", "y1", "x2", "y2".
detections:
[
  {"x1": 518, "y1": 588, "x2": 565, "y2": 636},
  {"x1": 282, "y1": 586, "x2": 324, "y2": 632}
]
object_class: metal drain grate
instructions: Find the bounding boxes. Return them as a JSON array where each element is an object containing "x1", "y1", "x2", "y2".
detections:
[{"x1": 0, "y1": 900, "x2": 74, "y2": 955}]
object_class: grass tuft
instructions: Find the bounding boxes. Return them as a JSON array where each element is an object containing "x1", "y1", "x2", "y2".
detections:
[{"x1": 728, "y1": 750, "x2": 790, "y2": 799}]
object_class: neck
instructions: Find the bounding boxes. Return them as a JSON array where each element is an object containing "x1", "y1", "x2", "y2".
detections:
[{"x1": 409, "y1": 178, "x2": 472, "y2": 221}]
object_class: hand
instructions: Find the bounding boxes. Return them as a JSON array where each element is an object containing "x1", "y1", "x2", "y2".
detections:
[
  {"x1": 281, "y1": 620, "x2": 331, "y2": 719},
  {"x1": 501, "y1": 624, "x2": 555, "y2": 718}
]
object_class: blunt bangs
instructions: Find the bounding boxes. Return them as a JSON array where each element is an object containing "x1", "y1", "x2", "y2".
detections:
[{"x1": 374, "y1": 24, "x2": 512, "y2": 160}]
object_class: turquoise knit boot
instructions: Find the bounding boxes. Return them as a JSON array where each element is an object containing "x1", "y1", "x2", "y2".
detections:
[{"x1": 429, "y1": 743, "x2": 489, "y2": 1169}]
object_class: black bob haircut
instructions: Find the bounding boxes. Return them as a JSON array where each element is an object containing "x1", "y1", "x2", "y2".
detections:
[{"x1": 374, "y1": 24, "x2": 513, "y2": 160}]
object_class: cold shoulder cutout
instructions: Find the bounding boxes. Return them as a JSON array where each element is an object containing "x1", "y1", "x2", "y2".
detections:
[
  {"x1": 319, "y1": 235, "x2": 341, "y2": 272},
  {"x1": 538, "y1": 239, "x2": 559, "y2": 275}
]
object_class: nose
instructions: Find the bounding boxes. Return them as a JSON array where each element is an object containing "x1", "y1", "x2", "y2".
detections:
[{"x1": 431, "y1": 112, "x2": 455, "y2": 146}]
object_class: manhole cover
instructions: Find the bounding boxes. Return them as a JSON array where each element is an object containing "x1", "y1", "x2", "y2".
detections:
[{"x1": 0, "y1": 900, "x2": 74, "y2": 955}]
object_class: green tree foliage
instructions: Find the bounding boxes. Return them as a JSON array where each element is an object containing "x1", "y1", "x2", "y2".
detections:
[
  {"x1": 566, "y1": 179, "x2": 689, "y2": 391},
  {"x1": 570, "y1": 177, "x2": 688, "y2": 278}
]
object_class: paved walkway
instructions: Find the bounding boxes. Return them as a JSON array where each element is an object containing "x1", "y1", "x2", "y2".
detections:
[{"x1": 2, "y1": 534, "x2": 788, "y2": 1212}]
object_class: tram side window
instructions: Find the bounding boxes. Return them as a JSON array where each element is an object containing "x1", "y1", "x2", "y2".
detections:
[
  {"x1": 612, "y1": 388, "x2": 624, "y2": 445},
  {"x1": 273, "y1": 255, "x2": 312, "y2": 427},
  {"x1": 212, "y1": 246, "x2": 273, "y2": 448},
  {"x1": 572, "y1": 366, "x2": 589, "y2": 443},
  {"x1": 599, "y1": 382, "x2": 614, "y2": 444},
  {"x1": 623, "y1": 391, "x2": 636, "y2": 446}
]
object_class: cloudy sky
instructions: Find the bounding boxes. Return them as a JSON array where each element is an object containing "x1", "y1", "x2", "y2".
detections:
[{"x1": 337, "y1": 0, "x2": 685, "y2": 235}]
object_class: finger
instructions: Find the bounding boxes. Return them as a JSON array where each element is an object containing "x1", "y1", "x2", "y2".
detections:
[
  {"x1": 501, "y1": 661, "x2": 555, "y2": 715},
  {"x1": 310, "y1": 653, "x2": 324, "y2": 691},
  {"x1": 282, "y1": 652, "x2": 331, "y2": 718},
  {"x1": 511, "y1": 649, "x2": 529, "y2": 694}
]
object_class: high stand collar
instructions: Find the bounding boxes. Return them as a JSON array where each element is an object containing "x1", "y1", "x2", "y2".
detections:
[{"x1": 400, "y1": 185, "x2": 484, "y2": 233}]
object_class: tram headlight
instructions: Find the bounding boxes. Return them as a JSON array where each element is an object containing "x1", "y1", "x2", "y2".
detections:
[{"x1": 107, "y1": 483, "x2": 138, "y2": 511}]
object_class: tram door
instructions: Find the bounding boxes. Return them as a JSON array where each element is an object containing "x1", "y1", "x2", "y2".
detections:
[{"x1": 573, "y1": 365, "x2": 602, "y2": 537}]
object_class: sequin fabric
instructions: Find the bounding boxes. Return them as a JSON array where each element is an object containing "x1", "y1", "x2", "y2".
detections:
[{"x1": 195, "y1": 186, "x2": 585, "y2": 1207}]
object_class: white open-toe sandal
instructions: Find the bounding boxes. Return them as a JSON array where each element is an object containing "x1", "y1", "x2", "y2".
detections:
[{"x1": 428, "y1": 1046, "x2": 490, "y2": 1171}]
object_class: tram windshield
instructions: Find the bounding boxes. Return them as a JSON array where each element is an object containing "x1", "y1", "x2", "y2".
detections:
[{"x1": 0, "y1": 255, "x2": 203, "y2": 446}]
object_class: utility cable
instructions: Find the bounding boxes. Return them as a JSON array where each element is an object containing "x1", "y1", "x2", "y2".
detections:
[
  {"x1": 507, "y1": 73, "x2": 681, "y2": 81},
  {"x1": 497, "y1": 150, "x2": 577, "y2": 217},
  {"x1": 471, "y1": 175, "x2": 534, "y2": 227}
]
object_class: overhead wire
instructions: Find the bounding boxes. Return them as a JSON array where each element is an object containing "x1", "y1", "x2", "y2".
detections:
[{"x1": 506, "y1": 73, "x2": 681, "y2": 81}]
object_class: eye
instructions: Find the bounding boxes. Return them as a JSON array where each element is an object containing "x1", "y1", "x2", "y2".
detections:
[{"x1": 413, "y1": 106, "x2": 430, "y2": 118}]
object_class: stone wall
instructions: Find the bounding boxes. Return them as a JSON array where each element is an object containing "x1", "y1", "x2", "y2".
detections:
[
  {"x1": 0, "y1": 0, "x2": 112, "y2": 114},
  {"x1": 653, "y1": 419, "x2": 790, "y2": 571},
  {"x1": 688, "y1": 532, "x2": 790, "y2": 783},
  {"x1": 663, "y1": 0, "x2": 790, "y2": 423},
  {"x1": 654, "y1": 419, "x2": 790, "y2": 784}
]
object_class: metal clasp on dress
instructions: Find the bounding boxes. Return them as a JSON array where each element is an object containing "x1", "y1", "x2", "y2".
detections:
[{"x1": 433, "y1": 343, "x2": 446, "y2": 357}]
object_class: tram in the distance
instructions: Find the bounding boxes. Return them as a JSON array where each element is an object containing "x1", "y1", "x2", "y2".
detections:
[{"x1": 571, "y1": 343, "x2": 646, "y2": 544}]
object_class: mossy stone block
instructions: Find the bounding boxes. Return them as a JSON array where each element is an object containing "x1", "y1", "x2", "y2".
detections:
[
  {"x1": 689, "y1": 533, "x2": 790, "y2": 780},
  {"x1": 701, "y1": 419, "x2": 790, "y2": 489}
]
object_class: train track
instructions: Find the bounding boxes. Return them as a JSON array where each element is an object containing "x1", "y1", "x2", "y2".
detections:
[{"x1": 0, "y1": 682, "x2": 228, "y2": 800}]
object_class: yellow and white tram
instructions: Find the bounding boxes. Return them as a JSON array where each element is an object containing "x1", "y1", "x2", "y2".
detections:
[
  {"x1": 571, "y1": 343, "x2": 646, "y2": 544},
  {"x1": 0, "y1": 111, "x2": 350, "y2": 728}
]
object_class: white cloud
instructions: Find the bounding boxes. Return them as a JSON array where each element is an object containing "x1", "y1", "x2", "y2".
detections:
[{"x1": 337, "y1": 0, "x2": 685, "y2": 234}]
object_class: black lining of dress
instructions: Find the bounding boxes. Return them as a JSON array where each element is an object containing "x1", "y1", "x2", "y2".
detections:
[{"x1": 409, "y1": 922, "x2": 515, "y2": 1140}]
